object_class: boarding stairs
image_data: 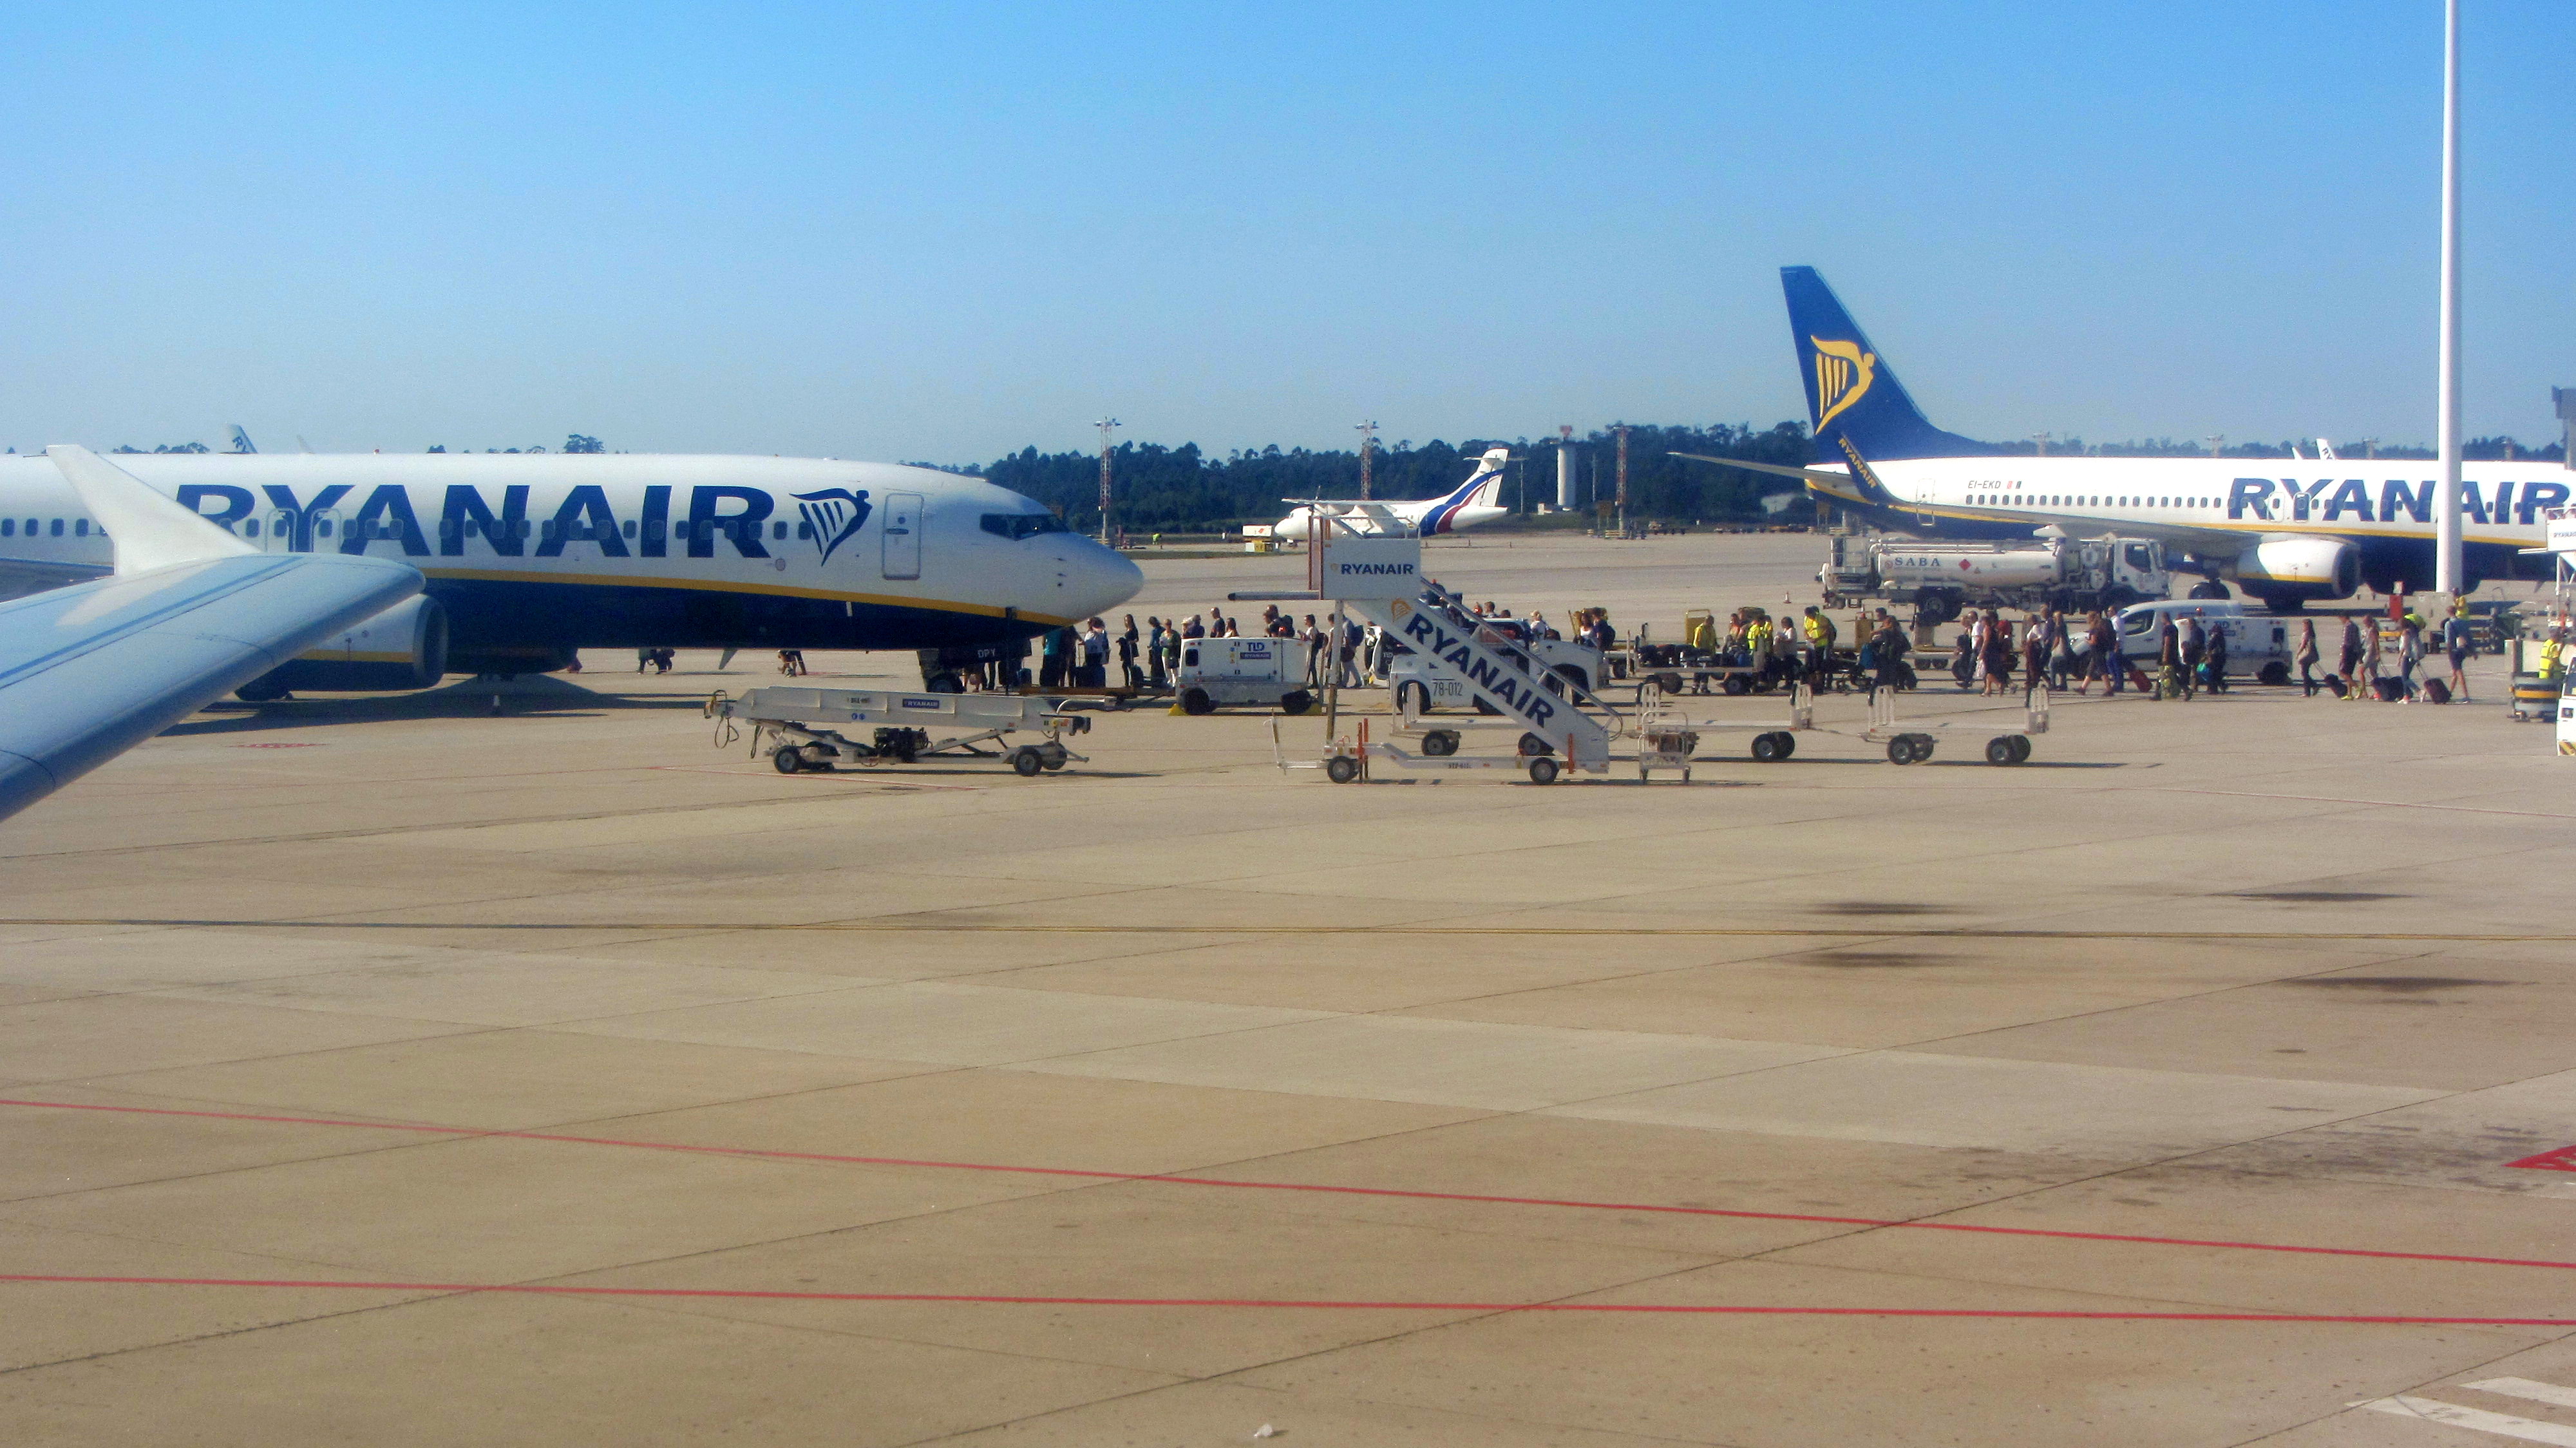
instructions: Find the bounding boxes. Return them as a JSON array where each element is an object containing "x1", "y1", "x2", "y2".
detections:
[{"x1": 1341, "y1": 579, "x2": 1622, "y2": 781}]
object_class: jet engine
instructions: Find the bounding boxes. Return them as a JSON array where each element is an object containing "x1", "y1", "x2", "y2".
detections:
[
  {"x1": 2228, "y1": 537, "x2": 2359, "y2": 610},
  {"x1": 239, "y1": 595, "x2": 450, "y2": 698}
]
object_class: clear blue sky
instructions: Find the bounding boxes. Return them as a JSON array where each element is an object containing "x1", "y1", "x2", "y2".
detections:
[{"x1": 3, "y1": 1, "x2": 2566, "y2": 461}]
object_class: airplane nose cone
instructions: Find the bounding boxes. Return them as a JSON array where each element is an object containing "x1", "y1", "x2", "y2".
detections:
[{"x1": 1059, "y1": 536, "x2": 1143, "y2": 620}]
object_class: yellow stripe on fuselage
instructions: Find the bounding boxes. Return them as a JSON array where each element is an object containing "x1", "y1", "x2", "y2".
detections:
[{"x1": 415, "y1": 567, "x2": 1075, "y2": 628}]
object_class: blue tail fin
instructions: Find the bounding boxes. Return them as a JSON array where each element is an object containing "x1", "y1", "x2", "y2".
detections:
[{"x1": 1781, "y1": 267, "x2": 1988, "y2": 462}]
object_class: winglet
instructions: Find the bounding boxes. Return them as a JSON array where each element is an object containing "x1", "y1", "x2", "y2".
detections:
[{"x1": 45, "y1": 444, "x2": 259, "y2": 575}]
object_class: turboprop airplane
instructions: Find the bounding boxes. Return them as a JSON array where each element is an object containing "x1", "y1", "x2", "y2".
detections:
[
  {"x1": 0, "y1": 450, "x2": 1142, "y2": 696},
  {"x1": 1272, "y1": 447, "x2": 1511, "y2": 541},
  {"x1": 1679, "y1": 267, "x2": 2570, "y2": 612}
]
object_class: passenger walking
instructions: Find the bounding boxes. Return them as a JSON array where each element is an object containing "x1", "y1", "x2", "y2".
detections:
[
  {"x1": 1303, "y1": 615, "x2": 1327, "y2": 685},
  {"x1": 1079, "y1": 618, "x2": 1110, "y2": 688},
  {"x1": 2358, "y1": 620, "x2": 2385, "y2": 700},
  {"x1": 2045, "y1": 610, "x2": 2073, "y2": 690},
  {"x1": 2177, "y1": 615, "x2": 2205, "y2": 696},
  {"x1": 2022, "y1": 615, "x2": 2049, "y2": 697},
  {"x1": 1980, "y1": 614, "x2": 2013, "y2": 696},
  {"x1": 1145, "y1": 617, "x2": 1169, "y2": 689},
  {"x1": 2443, "y1": 610, "x2": 2473, "y2": 701},
  {"x1": 1038, "y1": 625, "x2": 1071, "y2": 689},
  {"x1": 2156, "y1": 618, "x2": 2188, "y2": 700},
  {"x1": 1871, "y1": 615, "x2": 1910, "y2": 691},
  {"x1": 1182, "y1": 613, "x2": 1206, "y2": 641},
  {"x1": 2294, "y1": 619, "x2": 2320, "y2": 696},
  {"x1": 1117, "y1": 615, "x2": 1143, "y2": 690},
  {"x1": 2203, "y1": 624, "x2": 2229, "y2": 694},
  {"x1": 2338, "y1": 617, "x2": 2365, "y2": 698},
  {"x1": 2397, "y1": 618, "x2": 2423, "y2": 700}
]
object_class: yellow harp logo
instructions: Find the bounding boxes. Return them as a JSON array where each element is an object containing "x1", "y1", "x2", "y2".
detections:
[{"x1": 1810, "y1": 337, "x2": 1876, "y2": 432}]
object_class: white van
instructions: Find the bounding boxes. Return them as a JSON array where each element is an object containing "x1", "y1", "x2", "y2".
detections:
[
  {"x1": 1175, "y1": 636, "x2": 1317, "y2": 715},
  {"x1": 2113, "y1": 600, "x2": 2299, "y2": 684}
]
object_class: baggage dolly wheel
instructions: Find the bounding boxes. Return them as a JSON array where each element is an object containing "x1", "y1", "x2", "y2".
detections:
[
  {"x1": 1750, "y1": 730, "x2": 1792, "y2": 763},
  {"x1": 772, "y1": 745, "x2": 804, "y2": 774},
  {"x1": 1526, "y1": 756, "x2": 1560, "y2": 785},
  {"x1": 1010, "y1": 747, "x2": 1045, "y2": 777},
  {"x1": 2008, "y1": 734, "x2": 2032, "y2": 764},
  {"x1": 1325, "y1": 755, "x2": 1359, "y2": 784},
  {"x1": 1985, "y1": 736, "x2": 2018, "y2": 767},
  {"x1": 1908, "y1": 732, "x2": 1936, "y2": 763},
  {"x1": 1039, "y1": 742, "x2": 1069, "y2": 771},
  {"x1": 1421, "y1": 729, "x2": 1459, "y2": 757},
  {"x1": 1887, "y1": 736, "x2": 1915, "y2": 765}
]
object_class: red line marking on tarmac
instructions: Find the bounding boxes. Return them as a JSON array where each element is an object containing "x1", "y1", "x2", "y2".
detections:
[
  {"x1": 5, "y1": 1273, "x2": 2575, "y2": 1326},
  {"x1": 12, "y1": 1096, "x2": 2576, "y2": 1277},
  {"x1": 2507, "y1": 1147, "x2": 2576, "y2": 1172}
]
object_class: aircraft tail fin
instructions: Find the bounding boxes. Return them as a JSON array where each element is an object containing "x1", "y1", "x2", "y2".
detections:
[
  {"x1": 1780, "y1": 267, "x2": 1987, "y2": 463},
  {"x1": 1419, "y1": 448, "x2": 1508, "y2": 534}
]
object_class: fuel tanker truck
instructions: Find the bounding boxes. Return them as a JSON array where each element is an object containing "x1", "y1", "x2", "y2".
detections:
[{"x1": 1819, "y1": 529, "x2": 2172, "y2": 624}]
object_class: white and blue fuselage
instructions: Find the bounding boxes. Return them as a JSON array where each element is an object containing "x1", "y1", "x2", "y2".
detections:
[{"x1": 0, "y1": 452, "x2": 1142, "y2": 675}]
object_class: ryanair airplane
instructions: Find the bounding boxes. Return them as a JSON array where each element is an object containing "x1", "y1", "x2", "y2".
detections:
[
  {"x1": 1703, "y1": 267, "x2": 2570, "y2": 611},
  {"x1": 0, "y1": 449, "x2": 1142, "y2": 694}
]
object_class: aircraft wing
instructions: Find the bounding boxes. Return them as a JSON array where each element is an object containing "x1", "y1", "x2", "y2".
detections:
[
  {"x1": 1669, "y1": 453, "x2": 1858, "y2": 490},
  {"x1": 0, "y1": 446, "x2": 421, "y2": 823},
  {"x1": 0, "y1": 555, "x2": 110, "y2": 603}
]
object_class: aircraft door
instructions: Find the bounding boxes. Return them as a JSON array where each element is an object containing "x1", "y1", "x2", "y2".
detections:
[
  {"x1": 882, "y1": 493, "x2": 923, "y2": 580},
  {"x1": 260, "y1": 508, "x2": 296, "y2": 552}
]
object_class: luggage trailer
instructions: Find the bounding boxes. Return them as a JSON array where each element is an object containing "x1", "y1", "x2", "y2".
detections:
[
  {"x1": 1246, "y1": 526, "x2": 2052, "y2": 783},
  {"x1": 707, "y1": 686, "x2": 1094, "y2": 777}
]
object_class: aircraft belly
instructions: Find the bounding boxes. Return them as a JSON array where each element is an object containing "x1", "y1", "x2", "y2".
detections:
[{"x1": 422, "y1": 576, "x2": 1048, "y2": 652}]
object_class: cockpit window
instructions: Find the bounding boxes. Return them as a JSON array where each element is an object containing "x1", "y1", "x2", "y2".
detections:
[{"x1": 980, "y1": 512, "x2": 1069, "y2": 540}]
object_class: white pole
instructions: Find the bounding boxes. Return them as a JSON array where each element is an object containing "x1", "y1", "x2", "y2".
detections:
[{"x1": 2435, "y1": 0, "x2": 2464, "y2": 595}]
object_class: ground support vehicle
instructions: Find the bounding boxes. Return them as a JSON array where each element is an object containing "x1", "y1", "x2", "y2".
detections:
[
  {"x1": 1388, "y1": 625, "x2": 1605, "y2": 715},
  {"x1": 708, "y1": 686, "x2": 1092, "y2": 777},
  {"x1": 1821, "y1": 529, "x2": 2170, "y2": 624},
  {"x1": 2110, "y1": 601, "x2": 2300, "y2": 685},
  {"x1": 1636, "y1": 680, "x2": 2048, "y2": 768},
  {"x1": 1173, "y1": 635, "x2": 1320, "y2": 716},
  {"x1": 1244, "y1": 529, "x2": 1624, "y2": 785}
]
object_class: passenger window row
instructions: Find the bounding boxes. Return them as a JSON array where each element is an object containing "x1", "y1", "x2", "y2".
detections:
[{"x1": 1, "y1": 519, "x2": 91, "y2": 538}]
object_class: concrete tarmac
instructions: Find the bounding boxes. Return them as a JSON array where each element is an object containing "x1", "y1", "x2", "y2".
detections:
[{"x1": 3, "y1": 531, "x2": 2573, "y2": 1446}]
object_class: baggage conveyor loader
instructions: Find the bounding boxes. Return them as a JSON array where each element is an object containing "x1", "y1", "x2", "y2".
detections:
[{"x1": 707, "y1": 686, "x2": 1092, "y2": 777}]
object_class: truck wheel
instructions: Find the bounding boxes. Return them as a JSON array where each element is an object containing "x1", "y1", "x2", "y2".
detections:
[
  {"x1": 1179, "y1": 687, "x2": 1215, "y2": 716},
  {"x1": 1011, "y1": 747, "x2": 1045, "y2": 777},
  {"x1": 1279, "y1": 690, "x2": 1314, "y2": 716},
  {"x1": 1422, "y1": 730, "x2": 1459, "y2": 757},
  {"x1": 772, "y1": 745, "x2": 804, "y2": 774},
  {"x1": 1325, "y1": 756, "x2": 1359, "y2": 784},
  {"x1": 1397, "y1": 681, "x2": 1431, "y2": 715},
  {"x1": 1985, "y1": 736, "x2": 2018, "y2": 766},
  {"x1": 1751, "y1": 731, "x2": 1788, "y2": 762},
  {"x1": 1527, "y1": 756, "x2": 1560, "y2": 785}
]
